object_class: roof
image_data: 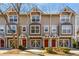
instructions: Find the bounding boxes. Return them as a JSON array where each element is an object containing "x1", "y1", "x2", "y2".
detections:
[{"x1": 0, "y1": 3, "x2": 78, "y2": 14}]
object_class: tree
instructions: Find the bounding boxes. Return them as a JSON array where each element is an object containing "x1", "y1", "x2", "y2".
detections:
[
  {"x1": 11, "y1": 3, "x2": 22, "y2": 48},
  {"x1": 0, "y1": 4, "x2": 17, "y2": 48}
]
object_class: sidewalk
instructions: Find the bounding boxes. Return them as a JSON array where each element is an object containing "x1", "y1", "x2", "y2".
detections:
[{"x1": 0, "y1": 49, "x2": 79, "y2": 56}]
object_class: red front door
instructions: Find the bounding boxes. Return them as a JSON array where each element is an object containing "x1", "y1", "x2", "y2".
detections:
[
  {"x1": 52, "y1": 40, "x2": 56, "y2": 47},
  {"x1": 44, "y1": 39, "x2": 48, "y2": 47},
  {"x1": 22, "y1": 38, "x2": 26, "y2": 47},
  {"x1": 0, "y1": 39, "x2": 4, "y2": 48}
]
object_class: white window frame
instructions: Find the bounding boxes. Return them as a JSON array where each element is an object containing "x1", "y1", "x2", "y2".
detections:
[
  {"x1": 60, "y1": 14, "x2": 70, "y2": 23},
  {"x1": 31, "y1": 15, "x2": 40, "y2": 23},
  {"x1": 62, "y1": 25, "x2": 72, "y2": 34},
  {"x1": 0, "y1": 25, "x2": 5, "y2": 35},
  {"x1": 30, "y1": 25, "x2": 40, "y2": 34},
  {"x1": 44, "y1": 25, "x2": 49, "y2": 33},
  {"x1": 51, "y1": 25, "x2": 57, "y2": 34},
  {"x1": 9, "y1": 15, "x2": 18, "y2": 23},
  {"x1": 7, "y1": 25, "x2": 17, "y2": 34}
]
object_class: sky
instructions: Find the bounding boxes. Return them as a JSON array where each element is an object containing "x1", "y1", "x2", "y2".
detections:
[{"x1": 0, "y1": 3, "x2": 79, "y2": 14}]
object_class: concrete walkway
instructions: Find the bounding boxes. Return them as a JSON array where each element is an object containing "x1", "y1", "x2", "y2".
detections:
[
  {"x1": 25, "y1": 49, "x2": 44, "y2": 56},
  {"x1": 0, "y1": 49, "x2": 79, "y2": 56},
  {"x1": 0, "y1": 50, "x2": 9, "y2": 54},
  {"x1": 70, "y1": 49, "x2": 79, "y2": 55}
]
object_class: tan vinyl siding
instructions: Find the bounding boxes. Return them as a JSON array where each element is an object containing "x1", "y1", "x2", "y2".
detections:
[
  {"x1": 41, "y1": 15, "x2": 50, "y2": 35},
  {"x1": 51, "y1": 15, "x2": 60, "y2": 25},
  {"x1": 19, "y1": 15, "x2": 30, "y2": 34},
  {"x1": 71, "y1": 15, "x2": 75, "y2": 36},
  {"x1": 0, "y1": 15, "x2": 6, "y2": 25}
]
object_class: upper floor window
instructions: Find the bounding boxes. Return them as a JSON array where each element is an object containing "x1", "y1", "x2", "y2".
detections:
[
  {"x1": 0, "y1": 25, "x2": 5, "y2": 35},
  {"x1": 30, "y1": 25, "x2": 40, "y2": 34},
  {"x1": 51, "y1": 25, "x2": 57, "y2": 34},
  {"x1": 61, "y1": 14, "x2": 70, "y2": 23},
  {"x1": 62, "y1": 25, "x2": 72, "y2": 34},
  {"x1": 44, "y1": 25, "x2": 49, "y2": 33},
  {"x1": 9, "y1": 15, "x2": 18, "y2": 23},
  {"x1": 7, "y1": 25, "x2": 17, "y2": 34},
  {"x1": 32, "y1": 15, "x2": 40, "y2": 23}
]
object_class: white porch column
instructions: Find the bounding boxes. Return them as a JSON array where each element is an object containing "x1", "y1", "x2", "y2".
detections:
[
  {"x1": 56, "y1": 39, "x2": 58, "y2": 47},
  {"x1": 58, "y1": 37, "x2": 59, "y2": 47},
  {"x1": 68, "y1": 39, "x2": 70, "y2": 48},
  {"x1": 49, "y1": 38, "x2": 52, "y2": 47},
  {"x1": 43, "y1": 38, "x2": 44, "y2": 47}
]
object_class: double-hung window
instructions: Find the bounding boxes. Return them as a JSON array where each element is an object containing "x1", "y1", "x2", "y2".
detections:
[
  {"x1": 51, "y1": 25, "x2": 57, "y2": 35},
  {"x1": 62, "y1": 25, "x2": 72, "y2": 34},
  {"x1": 9, "y1": 15, "x2": 18, "y2": 23},
  {"x1": 44, "y1": 25, "x2": 49, "y2": 33},
  {"x1": 61, "y1": 14, "x2": 70, "y2": 23},
  {"x1": 7, "y1": 25, "x2": 17, "y2": 33},
  {"x1": 32, "y1": 15, "x2": 40, "y2": 23},
  {"x1": 0, "y1": 25, "x2": 5, "y2": 35},
  {"x1": 30, "y1": 25, "x2": 40, "y2": 34}
]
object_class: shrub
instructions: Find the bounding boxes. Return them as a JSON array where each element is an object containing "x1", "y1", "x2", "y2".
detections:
[
  {"x1": 45, "y1": 47, "x2": 52, "y2": 53},
  {"x1": 72, "y1": 39, "x2": 77, "y2": 48},
  {"x1": 45, "y1": 47, "x2": 57, "y2": 54},
  {"x1": 62, "y1": 48, "x2": 71, "y2": 53},
  {"x1": 18, "y1": 45, "x2": 26, "y2": 50}
]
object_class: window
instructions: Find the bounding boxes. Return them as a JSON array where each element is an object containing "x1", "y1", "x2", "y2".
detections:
[
  {"x1": 59, "y1": 39, "x2": 69, "y2": 47},
  {"x1": 44, "y1": 25, "x2": 49, "y2": 33},
  {"x1": 64, "y1": 40, "x2": 69, "y2": 47},
  {"x1": 51, "y1": 25, "x2": 57, "y2": 34},
  {"x1": 30, "y1": 25, "x2": 40, "y2": 34},
  {"x1": 59, "y1": 40, "x2": 63, "y2": 47},
  {"x1": 62, "y1": 25, "x2": 72, "y2": 34},
  {"x1": 0, "y1": 25, "x2": 5, "y2": 35},
  {"x1": 9, "y1": 15, "x2": 18, "y2": 23},
  {"x1": 32, "y1": 15, "x2": 40, "y2": 23},
  {"x1": 21, "y1": 26, "x2": 27, "y2": 33},
  {"x1": 61, "y1": 14, "x2": 70, "y2": 23},
  {"x1": 7, "y1": 25, "x2": 17, "y2": 33}
]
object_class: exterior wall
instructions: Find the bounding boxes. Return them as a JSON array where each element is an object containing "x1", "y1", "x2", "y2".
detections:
[
  {"x1": 0, "y1": 7, "x2": 77, "y2": 49},
  {"x1": 19, "y1": 15, "x2": 30, "y2": 34},
  {"x1": 41, "y1": 15, "x2": 50, "y2": 35},
  {"x1": 71, "y1": 14, "x2": 75, "y2": 36},
  {"x1": 0, "y1": 15, "x2": 6, "y2": 25},
  {"x1": 51, "y1": 15, "x2": 59, "y2": 25},
  {"x1": 75, "y1": 14, "x2": 79, "y2": 41}
]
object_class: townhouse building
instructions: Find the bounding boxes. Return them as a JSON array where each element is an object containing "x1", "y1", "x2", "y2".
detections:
[{"x1": 0, "y1": 6, "x2": 77, "y2": 49}]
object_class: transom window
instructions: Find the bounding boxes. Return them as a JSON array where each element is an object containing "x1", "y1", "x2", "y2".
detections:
[
  {"x1": 30, "y1": 25, "x2": 40, "y2": 34},
  {"x1": 61, "y1": 14, "x2": 70, "y2": 23},
  {"x1": 7, "y1": 25, "x2": 17, "y2": 33},
  {"x1": 9, "y1": 15, "x2": 18, "y2": 23},
  {"x1": 32, "y1": 15, "x2": 40, "y2": 23},
  {"x1": 62, "y1": 25, "x2": 72, "y2": 34},
  {"x1": 44, "y1": 25, "x2": 49, "y2": 33}
]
